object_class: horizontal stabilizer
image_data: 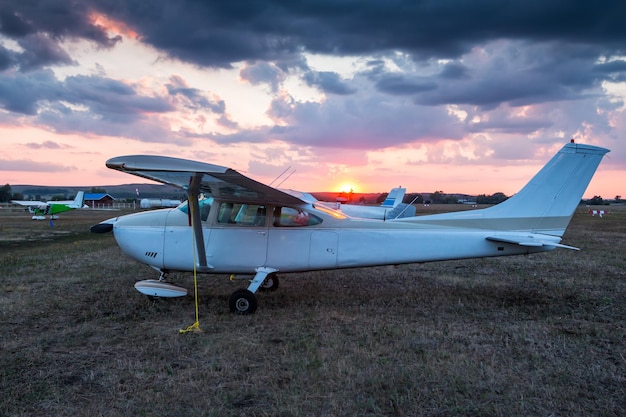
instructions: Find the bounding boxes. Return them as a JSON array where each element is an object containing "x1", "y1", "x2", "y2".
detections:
[
  {"x1": 486, "y1": 235, "x2": 580, "y2": 250},
  {"x1": 387, "y1": 203, "x2": 417, "y2": 219}
]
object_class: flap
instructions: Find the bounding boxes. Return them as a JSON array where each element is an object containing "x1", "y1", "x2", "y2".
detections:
[{"x1": 486, "y1": 234, "x2": 579, "y2": 250}]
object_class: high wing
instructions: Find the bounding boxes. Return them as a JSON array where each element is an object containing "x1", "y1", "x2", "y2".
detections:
[
  {"x1": 11, "y1": 200, "x2": 48, "y2": 207},
  {"x1": 106, "y1": 155, "x2": 305, "y2": 206}
]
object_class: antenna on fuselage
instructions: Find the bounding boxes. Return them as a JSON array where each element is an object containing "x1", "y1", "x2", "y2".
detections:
[
  {"x1": 269, "y1": 166, "x2": 292, "y2": 186},
  {"x1": 275, "y1": 169, "x2": 296, "y2": 188}
]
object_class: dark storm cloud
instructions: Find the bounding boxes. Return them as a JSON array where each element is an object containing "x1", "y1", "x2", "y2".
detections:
[
  {"x1": 404, "y1": 42, "x2": 626, "y2": 109},
  {"x1": 1, "y1": 0, "x2": 626, "y2": 151},
  {"x1": 239, "y1": 62, "x2": 285, "y2": 92},
  {"x1": 4, "y1": 0, "x2": 622, "y2": 70},
  {"x1": 17, "y1": 34, "x2": 76, "y2": 71},
  {"x1": 0, "y1": 70, "x2": 174, "y2": 139},
  {"x1": 375, "y1": 75, "x2": 437, "y2": 96},
  {"x1": 89, "y1": 0, "x2": 626, "y2": 68},
  {"x1": 0, "y1": 69, "x2": 61, "y2": 114},
  {"x1": 2, "y1": 1, "x2": 625, "y2": 103},
  {"x1": 68, "y1": 75, "x2": 173, "y2": 120},
  {"x1": 0, "y1": 45, "x2": 15, "y2": 70},
  {"x1": 303, "y1": 71, "x2": 356, "y2": 95},
  {"x1": 0, "y1": 1, "x2": 121, "y2": 71}
]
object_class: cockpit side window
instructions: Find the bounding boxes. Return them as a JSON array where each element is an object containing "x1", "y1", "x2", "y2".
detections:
[
  {"x1": 176, "y1": 196, "x2": 213, "y2": 221},
  {"x1": 273, "y1": 207, "x2": 322, "y2": 227},
  {"x1": 217, "y1": 203, "x2": 267, "y2": 226}
]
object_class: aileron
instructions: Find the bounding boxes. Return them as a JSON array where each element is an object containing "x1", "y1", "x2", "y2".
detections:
[{"x1": 486, "y1": 235, "x2": 580, "y2": 250}]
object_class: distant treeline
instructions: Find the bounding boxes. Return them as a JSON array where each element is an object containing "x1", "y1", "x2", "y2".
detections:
[{"x1": 1, "y1": 183, "x2": 620, "y2": 205}]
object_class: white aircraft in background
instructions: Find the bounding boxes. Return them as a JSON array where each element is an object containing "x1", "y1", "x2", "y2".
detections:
[
  {"x1": 12, "y1": 192, "x2": 85, "y2": 220},
  {"x1": 92, "y1": 142, "x2": 608, "y2": 314},
  {"x1": 282, "y1": 186, "x2": 416, "y2": 219}
]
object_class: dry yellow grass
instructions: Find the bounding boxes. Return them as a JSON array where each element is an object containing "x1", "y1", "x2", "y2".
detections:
[{"x1": 1, "y1": 206, "x2": 625, "y2": 416}]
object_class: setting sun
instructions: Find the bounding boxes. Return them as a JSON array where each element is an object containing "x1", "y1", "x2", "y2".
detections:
[{"x1": 338, "y1": 183, "x2": 357, "y2": 193}]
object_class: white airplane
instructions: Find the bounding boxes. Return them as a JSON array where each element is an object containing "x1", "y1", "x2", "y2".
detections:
[
  {"x1": 282, "y1": 186, "x2": 416, "y2": 219},
  {"x1": 12, "y1": 191, "x2": 85, "y2": 220},
  {"x1": 91, "y1": 142, "x2": 608, "y2": 314}
]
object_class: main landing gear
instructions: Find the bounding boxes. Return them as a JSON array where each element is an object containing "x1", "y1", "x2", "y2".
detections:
[{"x1": 229, "y1": 267, "x2": 279, "y2": 314}]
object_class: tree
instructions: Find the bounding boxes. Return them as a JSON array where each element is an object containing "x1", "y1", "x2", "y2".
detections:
[
  {"x1": 403, "y1": 193, "x2": 421, "y2": 204},
  {"x1": 0, "y1": 184, "x2": 11, "y2": 202},
  {"x1": 476, "y1": 192, "x2": 508, "y2": 205},
  {"x1": 90, "y1": 187, "x2": 107, "y2": 194},
  {"x1": 587, "y1": 195, "x2": 605, "y2": 205},
  {"x1": 431, "y1": 191, "x2": 445, "y2": 204}
]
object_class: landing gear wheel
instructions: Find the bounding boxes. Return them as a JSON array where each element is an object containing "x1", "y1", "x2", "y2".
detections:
[
  {"x1": 229, "y1": 289, "x2": 258, "y2": 315},
  {"x1": 259, "y1": 273, "x2": 279, "y2": 292}
]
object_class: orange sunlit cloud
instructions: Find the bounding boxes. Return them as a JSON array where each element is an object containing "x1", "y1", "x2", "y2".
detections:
[{"x1": 89, "y1": 12, "x2": 139, "y2": 39}]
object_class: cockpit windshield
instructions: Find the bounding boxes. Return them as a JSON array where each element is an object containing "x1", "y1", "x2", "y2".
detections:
[{"x1": 176, "y1": 195, "x2": 213, "y2": 221}]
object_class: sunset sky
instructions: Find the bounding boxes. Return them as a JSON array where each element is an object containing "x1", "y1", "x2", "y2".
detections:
[{"x1": 1, "y1": 1, "x2": 625, "y2": 198}]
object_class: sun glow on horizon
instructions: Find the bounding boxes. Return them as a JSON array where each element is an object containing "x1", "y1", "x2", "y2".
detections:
[{"x1": 337, "y1": 183, "x2": 357, "y2": 193}]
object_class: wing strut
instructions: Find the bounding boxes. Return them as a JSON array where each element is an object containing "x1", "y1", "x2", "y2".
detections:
[{"x1": 188, "y1": 174, "x2": 212, "y2": 272}]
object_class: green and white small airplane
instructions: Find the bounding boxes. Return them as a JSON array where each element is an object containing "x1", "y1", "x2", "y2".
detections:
[{"x1": 12, "y1": 191, "x2": 85, "y2": 220}]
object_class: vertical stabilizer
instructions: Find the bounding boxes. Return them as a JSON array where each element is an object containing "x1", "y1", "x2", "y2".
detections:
[
  {"x1": 405, "y1": 142, "x2": 609, "y2": 237},
  {"x1": 70, "y1": 191, "x2": 85, "y2": 208},
  {"x1": 484, "y1": 142, "x2": 608, "y2": 232},
  {"x1": 381, "y1": 187, "x2": 407, "y2": 208}
]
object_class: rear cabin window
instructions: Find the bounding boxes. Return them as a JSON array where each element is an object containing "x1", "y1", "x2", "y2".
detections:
[
  {"x1": 273, "y1": 207, "x2": 322, "y2": 227},
  {"x1": 217, "y1": 203, "x2": 267, "y2": 226}
]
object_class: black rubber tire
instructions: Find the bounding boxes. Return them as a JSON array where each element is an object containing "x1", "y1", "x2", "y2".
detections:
[{"x1": 229, "y1": 289, "x2": 258, "y2": 314}]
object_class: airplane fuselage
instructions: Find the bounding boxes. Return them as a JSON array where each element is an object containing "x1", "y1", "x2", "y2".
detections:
[{"x1": 107, "y1": 201, "x2": 556, "y2": 276}]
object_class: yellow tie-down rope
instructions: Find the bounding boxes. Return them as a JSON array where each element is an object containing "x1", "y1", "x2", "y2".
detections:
[{"x1": 180, "y1": 197, "x2": 203, "y2": 334}]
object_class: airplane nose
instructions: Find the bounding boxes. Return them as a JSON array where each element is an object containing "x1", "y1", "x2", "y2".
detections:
[{"x1": 91, "y1": 223, "x2": 114, "y2": 233}]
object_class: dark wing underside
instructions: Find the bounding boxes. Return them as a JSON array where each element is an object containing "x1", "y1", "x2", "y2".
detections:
[{"x1": 106, "y1": 155, "x2": 305, "y2": 206}]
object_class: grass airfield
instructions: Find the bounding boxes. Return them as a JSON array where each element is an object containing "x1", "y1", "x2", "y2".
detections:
[{"x1": 1, "y1": 205, "x2": 625, "y2": 416}]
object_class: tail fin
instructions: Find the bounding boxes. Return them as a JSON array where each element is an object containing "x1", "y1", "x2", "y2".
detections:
[
  {"x1": 408, "y1": 142, "x2": 609, "y2": 237},
  {"x1": 381, "y1": 187, "x2": 407, "y2": 208},
  {"x1": 484, "y1": 142, "x2": 608, "y2": 235},
  {"x1": 70, "y1": 191, "x2": 85, "y2": 208}
]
